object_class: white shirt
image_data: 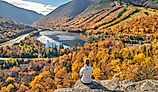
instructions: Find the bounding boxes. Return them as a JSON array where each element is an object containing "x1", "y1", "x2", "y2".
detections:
[{"x1": 79, "y1": 65, "x2": 93, "y2": 84}]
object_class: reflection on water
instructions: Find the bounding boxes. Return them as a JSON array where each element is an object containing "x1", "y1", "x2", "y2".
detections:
[
  {"x1": 37, "y1": 31, "x2": 85, "y2": 48},
  {"x1": 57, "y1": 35, "x2": 76, "y2": 41}
]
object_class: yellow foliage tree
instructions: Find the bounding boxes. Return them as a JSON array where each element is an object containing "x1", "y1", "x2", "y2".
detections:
[
  {"x1": 93, "y1": 67, "x2": 103, "y2": 80},
  {"x1": 5, "y1": 77, "x2": 15, "y2": 84},
  {"x1": 71, "y1": 71, "x2": 79, "y2": 81},
  {"x1": 30, "y1": 71, "x2": 50, "y2": 91}
]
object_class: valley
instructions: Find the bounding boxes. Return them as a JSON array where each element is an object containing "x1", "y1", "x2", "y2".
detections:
[{"x1": 0, "y1": 0, "x2": 158, "y2": 92}]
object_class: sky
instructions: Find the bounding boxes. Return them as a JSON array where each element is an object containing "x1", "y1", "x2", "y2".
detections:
[
  {"x1": 28, "y1": 0, "x2": 70, "y2": 7},
  {"x1": 2, "y1": 0, "x2": 70, "y2": 15}
]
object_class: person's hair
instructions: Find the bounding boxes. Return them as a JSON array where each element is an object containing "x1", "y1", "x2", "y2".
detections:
[{"x1": 85, "y1": 59, "x2": 90, "y2": 66}]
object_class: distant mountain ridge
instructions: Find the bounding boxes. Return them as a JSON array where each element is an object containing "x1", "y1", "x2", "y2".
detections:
[
  {"x1": 123, "y1": 0, "x2": 158, "y2": 9},
  {"x1": 2, "y1": 0, "x2": 56, "y2": 15},
  {"x1": 0, "y1": 1, "x2": 43, "y2": 24}
]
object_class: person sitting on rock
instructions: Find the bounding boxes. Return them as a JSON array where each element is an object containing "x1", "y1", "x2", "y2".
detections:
[{"x1": 79, "y1": 59, "x2": 93, "y2": 85}]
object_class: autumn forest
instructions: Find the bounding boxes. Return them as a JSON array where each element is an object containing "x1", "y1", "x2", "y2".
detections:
[{"x1": 0, "y1": 0, "x2": 158, "y2": 92}]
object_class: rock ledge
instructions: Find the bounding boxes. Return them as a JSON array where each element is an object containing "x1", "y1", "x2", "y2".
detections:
[{"x1": 55, "y1": 80, "x2": 158, "y2": 92}]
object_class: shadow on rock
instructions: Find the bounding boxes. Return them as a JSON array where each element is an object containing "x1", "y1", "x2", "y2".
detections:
[
  {"x1": 74, "y1": 80, "x2": 123, "y2": 92},
  {"x1": 84, "y1": 81, "x2": 109, "y2": 90}
]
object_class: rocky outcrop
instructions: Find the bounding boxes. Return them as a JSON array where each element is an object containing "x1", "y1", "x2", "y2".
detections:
[{"x1": 55, "y1": 80, "x2": 158, "y2": 92}]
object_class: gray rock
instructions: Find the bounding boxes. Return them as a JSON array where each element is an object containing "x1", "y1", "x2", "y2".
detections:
[{"x1": 55, "y1": 80, "x2": 158, "y2": 92}]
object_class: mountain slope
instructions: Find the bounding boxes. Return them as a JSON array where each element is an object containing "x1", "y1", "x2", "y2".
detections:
[
  {"x1": 34, "y1": 0, "x2": 158, "y2": 31},
  {"x1": 47, "y1": 0, "x2": 91, "y2": 18},
  {"x1": 33, "y1": 0, "x2": 116, "y2": 27},
  {"x1": 34, "y1": 0, "x2": 92, "y2": 27},
  {"x1": 0, "y1": 1, "x2": 43, "y2": 24}
]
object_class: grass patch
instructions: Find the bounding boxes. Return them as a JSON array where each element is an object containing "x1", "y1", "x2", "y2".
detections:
[
  {"x1": 144, "y1": 11, "x2": 150, "y2": 15},
  {"x1": 118, "y1": 8, "x2": 128, "y2": 17}
]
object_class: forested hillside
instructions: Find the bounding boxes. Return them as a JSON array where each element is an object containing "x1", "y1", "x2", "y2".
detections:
[
  {"x1": 1, "y1": 31, "x2": 158, "y2": 91},
  {"x1": 0, "y1": 18, "x2": 36, "y2": 43}
]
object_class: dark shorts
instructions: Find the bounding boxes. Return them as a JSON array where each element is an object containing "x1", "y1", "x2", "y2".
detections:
[{"x1": 80, "y1": 80, "x2": 92, "y2": 85}]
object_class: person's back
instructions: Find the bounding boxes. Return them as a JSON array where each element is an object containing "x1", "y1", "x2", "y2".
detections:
[{"x1": 79, "y1": 59, "x2": 93, "y2": 84}]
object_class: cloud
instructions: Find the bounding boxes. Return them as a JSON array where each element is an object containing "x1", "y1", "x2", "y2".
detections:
[{"x1": 2, "y1": 0, "x2": 56, "y2": 15}]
